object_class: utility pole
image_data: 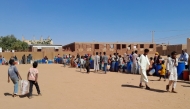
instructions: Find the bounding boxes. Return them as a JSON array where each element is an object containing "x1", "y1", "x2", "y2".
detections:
[{"x1": 151, "y1": 31, "x2": 155, "y2": 43}]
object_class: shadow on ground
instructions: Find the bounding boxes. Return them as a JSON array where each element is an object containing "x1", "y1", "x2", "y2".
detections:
[
  {"x1": 121, "y1": 84, "x2": 167, "y2": 93},
  {"x1": 181, "y1": 85, "x2": 190, "y2": 87},
  {"x1": 177, "y1": 81, "x2": 190, "y2": 84}
]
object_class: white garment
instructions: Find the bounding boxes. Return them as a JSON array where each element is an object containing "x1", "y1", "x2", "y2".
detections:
[
  {"x1": 168, "y1": 58, "x2": 178, "y2": 81},
  {"x1": 138, "y1": 54, "x2": 150, "y2": 70},
  {"x1": 94, "y1": 55, "x2": 100, "y2": 71},
  {"x1": 80, "y1": 59, "x2": 84, "y2": 65},
  {"x1": 140, "y1": 69, "x2": 148, "y2": 83},
  {"x1": 119, "y1": 57, "x2": 123, "y2": 65},
  {"x1": 124, "y1": 53, "x2": 129, "y2": 62},
  {"x1": 138, "y1": 54, "x2": 150, "y2": 83}
]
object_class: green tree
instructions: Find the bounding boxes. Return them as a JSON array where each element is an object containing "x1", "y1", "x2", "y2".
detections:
[{"x1": 0, "y1": 35, "x2": 29, "y2": 51}]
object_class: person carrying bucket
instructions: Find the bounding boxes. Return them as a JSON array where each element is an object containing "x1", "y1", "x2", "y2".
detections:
[{"x1": 166, "y1": 51, "x2": 178, "y2": 93}]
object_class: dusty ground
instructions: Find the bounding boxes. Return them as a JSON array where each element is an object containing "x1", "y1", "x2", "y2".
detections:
[{"x1": 0, "y1": 64, "x2": 190, "y2": 109}]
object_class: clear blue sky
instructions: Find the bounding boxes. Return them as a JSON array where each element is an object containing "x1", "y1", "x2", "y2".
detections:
[{"x1": 0, "y1": 0, "x2": 190, "y2": 45}]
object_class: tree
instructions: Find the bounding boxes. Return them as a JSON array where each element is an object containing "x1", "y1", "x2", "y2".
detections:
[{"x1": 0, "y1": 35, "x2": 29, "y2": 51}]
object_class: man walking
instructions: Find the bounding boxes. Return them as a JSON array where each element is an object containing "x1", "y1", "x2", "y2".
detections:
[{"x1": 138, "y1": 49, "x2": 150, "y2": 90}]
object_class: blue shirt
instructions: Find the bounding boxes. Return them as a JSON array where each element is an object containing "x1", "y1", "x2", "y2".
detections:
[
  {"x1": 8, "y1": 65, "x2": 19, "y2": 81},
  {"x1": 179, "y1": 52, "x2": 189, "y2": 65}
]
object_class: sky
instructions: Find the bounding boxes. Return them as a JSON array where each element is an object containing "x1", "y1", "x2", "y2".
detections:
[{"x1": 0, "y1": 0, "x2": 190, "y2": 45}]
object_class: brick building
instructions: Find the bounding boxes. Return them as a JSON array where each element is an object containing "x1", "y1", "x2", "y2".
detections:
[
  {"x1": 63, "y1": 42, "x2": 156, "y2": 55},
  {"x1": 156, "y1": 44, "x2": 187, "y2": 56}
]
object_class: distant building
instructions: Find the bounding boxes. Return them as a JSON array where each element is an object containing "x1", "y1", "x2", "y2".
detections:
[
  {"x1": 22, "y1": 36, "x2": 53, "y2": 45},
  {"x1": 156, "y1": 44, "x2": 187, "y2": 56},
  {"x1": 29, "y1": 45, "x2": 62, "y2": 52},
  {"x1": 62, "y1": 42, "x2": 156, "y2": 55}
]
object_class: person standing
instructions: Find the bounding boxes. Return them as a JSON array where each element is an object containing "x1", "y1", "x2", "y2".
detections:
[
  {"x1": 99, "y1": 52, "x2": 103, "y2": 71},
  {"x1": 178, "y1": 50, "x2": 189, "y2": 69},
  {"x1": 102, "y1": 52, "x2": 108, "y2": 74},
  {"x1": 118, "y1": 55, "x2": 123, "y2": 72},
  {"x1": 138, "y1": 49, "x2": 150, "y2": 90},
  {"x1": 111, "y1": 53, "x2": 116, "y2": 72},
  {"x1": 166, "y1": 51, "x2": 178, "y2": 93},
  {"x1": 80, "y1": 56, "x2": 85, "y2": 72},
  {"x1": 85, "y1": 57, "x2": 91, "y2": 73},
  {"x1": 132, "y1": 50, "x2": 138, "y2": 74},
  {"x1": 22, "y1": 54, "x2": 26, "y2": 64},
  {"x1": 27, "y1": 61, "x2": 42, "y2": 99},
  {"x1": 94, "y1": 52, "x2": 100, "y2": 72},
  {"x1": 8, "y1": 59, "x2": 22, "y2": 98},
  {"x1": 158, "y1": 60, "x2": 166, "y2": 81}
]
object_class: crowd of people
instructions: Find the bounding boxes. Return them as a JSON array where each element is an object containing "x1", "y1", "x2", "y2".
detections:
[{"x1": 2, "y1": 49, "x2": 190, "y2": 99}]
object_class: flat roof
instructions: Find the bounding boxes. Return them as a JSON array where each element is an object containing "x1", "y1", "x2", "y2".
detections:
[{"x1": 62, "y1": 42, "x2": 155, "y2": 46}]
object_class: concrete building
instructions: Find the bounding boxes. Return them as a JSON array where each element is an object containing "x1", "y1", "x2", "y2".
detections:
[
  {"x1": 187, "y1": 38, "x2": 190, "y2": 55},
  {"x1": 29, "y1": 45, "x2": 62, "y2": 52},
  {"x1": 22, "y1": 36, "x2": 53, "y2": 45},
  {"x1": 156, "y1": 44, "x2": 187, "y2": 56},
  {"x1": 63, "y1": 42, "x2": 156, "y2": 55}
]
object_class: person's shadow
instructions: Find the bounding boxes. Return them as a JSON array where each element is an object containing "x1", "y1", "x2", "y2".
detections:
[
  {"x1": 181, "y1": 85, "x2": 190, "y2": 87},
  {"x1": 4, "y1": 93, "x2": 29, "y2": 98},
  {"x1": 121, "y1": 84, "x2": 167, "y2": 93},
  {"x1": 4, "y1": 93, "x2": 12, "y2": 97}
]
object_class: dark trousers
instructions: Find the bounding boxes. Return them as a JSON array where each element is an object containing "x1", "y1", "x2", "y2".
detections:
[
  {"x1": 29, "y1": 80, "x2": 41, "y2": 96},
  {"x1": 86, "y1": 66, "x2": 90, "y2": 73},
  {"x1": 185, "y1": 65, "x2": 188, "y2": 69},
  {"x1": 159, "y1": 75, "x2": 166, "y2": 79}
]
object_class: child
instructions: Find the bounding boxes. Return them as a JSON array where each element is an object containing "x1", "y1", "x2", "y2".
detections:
[
  {"x1": 166, "y1": 51, "x2": 178, "y2": 93},
  {"x1": 158, "y1": 60, "x2": 166, "y2": 81},
  {"x1": 8, "y1": 59, "x2": 22, "y2": 98},
  {"x1": 63, "y1": 57, "x2": 67, "y2": 67},
  {"x1": 85, "y1": 57, "x2": 90, "y2": 73},
  {"x1": 27, "y1": 62, "x2": 41, "y2": 99}
]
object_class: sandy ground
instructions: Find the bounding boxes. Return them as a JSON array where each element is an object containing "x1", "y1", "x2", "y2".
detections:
[{"x1": 0, "y1": 64, "x2": 190, "y2": 109}]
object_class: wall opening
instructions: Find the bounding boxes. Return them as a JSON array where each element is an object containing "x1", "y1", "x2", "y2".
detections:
[
  {"x1": 117, "y1": 44, "x2": 121, "y2": 49},
  {"x1": 140, "y1": 44, "x2": 144, "y2": 48},
  {"x1": 127, "y1": 45, "x2": 131, "y2": 50},
  {"x1": 122, "y1": 44, "x2": 126, "y2": 49},
  {"x1": 95, "y1": 44, "x2": 99, "y2": 49},
  {"x1": 149, "y1": 44, "x2": 153, "y2": 48},
  {"x1": 110, "y1": 44, "x2": 114, "y2": 49},
  {"x1": 37, "y1": 49, "x2": 41, "y2": 52}
]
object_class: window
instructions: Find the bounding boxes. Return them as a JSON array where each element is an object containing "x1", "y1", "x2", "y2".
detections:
[
  {"x1": 140, "y1": 44, "x2": 144, "y2": 48},
  {"x1": 122, "y1": 44, "x2": 126, "y2": 48},
  {"x1": 95, "y1": 44, "x2": 99, "y2": 49},
  {"x1": 110, "y1": 44, "x2": 114, "y2": 49},
  {"x1": 149, "y1": 44, "x2": 153, "y2": 48},
  {"x1": 55, "y1": 49, "x2": 59, "y2": 52},
  {"x1": 127, "y1": 45, "x2": 131, "y2": 50},
  {"x1": 37, "y1": 49, "x2": 41, "y2": 52},
  {"x1": 117, "y1": 44, "x2": 121, "y2": 49}
]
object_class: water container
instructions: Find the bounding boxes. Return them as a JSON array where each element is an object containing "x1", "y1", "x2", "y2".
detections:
[
  {"x1": 90, "y1": 60, "x2": 94, "y2": 69},
  {"x1": 155, "y1": 64, "x2": 162, "y2": 76},
  {"x1": 114, "y1": 61, "x2": 119, "y2": 72},
  {"x1": 127, "y1": 62, "x2": 132, "y2": 73},
  {"x1": 183, "y1": 70, "x2": 189, "y2": 81},
  {"x1": 177, "y1": 61, "x2": 185, "y2": 79},
  {"x1": 0, "y1": 59, "x2": 2, "y2": 65},
  {"x1": 111, "y1": 61, "x2": 115, "y2": 72}
]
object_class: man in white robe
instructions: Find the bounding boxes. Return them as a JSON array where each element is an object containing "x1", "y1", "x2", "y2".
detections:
[
  {"x1": 166, "y1": 51, "x2": 178, "y2": 93},
  {"x1": 138, "y1": 49, "x2": 150, "y2": 90},
  {"x1": 94, "y1": 52, "x2": 100, "y2": 72}
]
